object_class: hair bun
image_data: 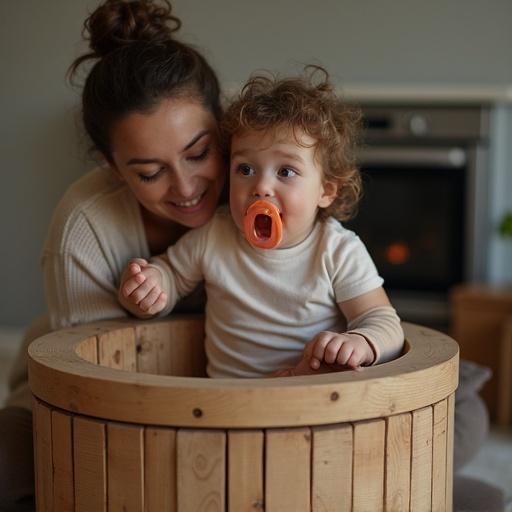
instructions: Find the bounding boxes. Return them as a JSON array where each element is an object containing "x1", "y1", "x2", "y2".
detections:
[{"x1": 85, "y1": 0, "x2": 181, "y2": 58}]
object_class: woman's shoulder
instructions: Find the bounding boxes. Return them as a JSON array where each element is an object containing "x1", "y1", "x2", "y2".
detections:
[{"x1": 44, "y1": 166, "x2": 141, "y2": 253}]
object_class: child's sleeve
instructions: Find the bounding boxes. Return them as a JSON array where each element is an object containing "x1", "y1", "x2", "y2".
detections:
[{"x1": 148, "y1": 224, "x2": 209, "y2": 317}]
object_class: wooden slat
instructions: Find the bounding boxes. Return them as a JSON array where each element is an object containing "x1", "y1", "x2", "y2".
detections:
[
  {"x1": 432, "y1": 400, "x2": 448, "y2": 512},
  {"x1": 385, "y1": 413, "x2": 412, "y2": 511},
  {"x1": 445, "y1": 394, "x2": 455, "y2": 512},
  {"x1": 98, "y1": 327, "x2": 136, "y2": 371},
  {"x1": 145, "y1": 427, "x2": 177, "y2": 512},
  {"x1": 167, "y1": 317, "x2": 206, "y2": 377},
  {"x1": 107, "y1": 422, "x2": 144, "y2": 511},
  {"x1": 74, "y1": 416, "x2": 107, "y2": 512},
  {"x1": 136, "y1": 318, "x2": 207, "y2": 377},
  {"x1": 75, "y1": 336, "x2": 98, "y2": 364},
  {"x1": 228, "y1": 430, "x2": 264, "y2": 511},
  {"x1": 266, "y1": 428, "x2": 311, "y2": 512},
  {"x1": 51, "y1": 410, "x2": 74, "y2": 510},
  {"x1": 177, "y1": 429, "x2": 226, "y2": 511},
  {"x1": 353, "y1": 419, "x2": 385, "y2": 511},
  {"x1": 312, "y1": 424, "x2": 352, "y2": 512},
  {"x1": 135, "y1": 323, "x2": 168, "y2": 374},
  {"x1": 33, "y1": 399, "x2": 53, "y2": 512},
  {"x1": 410, "y1": 407, "x2": 433, "y2": 511}
]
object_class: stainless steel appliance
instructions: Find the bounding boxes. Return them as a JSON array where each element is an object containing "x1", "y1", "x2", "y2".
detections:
[{"x1": 346, "y1": 105, "x2": 490, "y2": 326}]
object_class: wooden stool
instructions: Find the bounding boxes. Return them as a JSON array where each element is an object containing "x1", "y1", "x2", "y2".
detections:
[{"x1": 29, "y1": 316, "x2": 458, "y2": 511}]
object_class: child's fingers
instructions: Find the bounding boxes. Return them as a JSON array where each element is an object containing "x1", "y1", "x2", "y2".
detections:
[
  {"x1": 138, "y1": 286, "x2": 163, "y2": 312},
  {"x1": 122, "y1": 273, "x2": 146, "y2": 297},
  {"x1": 128, "y1": 279, "x2": 155, "y2": 305},
  {"x1": 336, "y1": 344, "x2": 355, "y2": 366},
  {"x1": 323, "y1": 338, "x2": 343, "y2": 364},
  {"x1": 146, "y1": 292, "x2": 167, "y2": 315},
  {"x1": 128, "y1": 262, "x2": 142, "y2": 276},
  {"x1": 309, "y1": 332, "x2": 335, "y2": 368}
]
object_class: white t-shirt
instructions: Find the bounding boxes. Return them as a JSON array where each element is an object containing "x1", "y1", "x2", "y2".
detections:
[{"x1": 155, "y1": 206, "x2": 390, "y2": 378}]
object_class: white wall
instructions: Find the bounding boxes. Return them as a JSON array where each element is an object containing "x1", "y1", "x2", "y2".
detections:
[{"x1": 1, "y1": 0, "x2": 512, "y2": 326}]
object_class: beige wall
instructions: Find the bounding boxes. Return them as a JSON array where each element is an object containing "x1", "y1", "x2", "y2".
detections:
[{"x1": 1, "y1": 0, "x2": 512, "y2": 326}]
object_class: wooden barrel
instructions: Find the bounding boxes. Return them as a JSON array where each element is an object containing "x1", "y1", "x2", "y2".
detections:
[{"x1": 28, "y1": 316, "x2": 458, "y2": 511}]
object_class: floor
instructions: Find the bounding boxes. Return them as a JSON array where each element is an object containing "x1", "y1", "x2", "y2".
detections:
[{"x1": 1, "y1": 327, "x2": 511, "y2": 509}]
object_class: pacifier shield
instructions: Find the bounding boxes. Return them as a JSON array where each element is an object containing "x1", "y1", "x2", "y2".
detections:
[{"x1": 244, "y1": 200, "x2": 283, "y2": 249}]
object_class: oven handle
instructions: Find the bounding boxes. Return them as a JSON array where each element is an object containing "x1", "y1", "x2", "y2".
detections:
[{"x1": 358, "y1": 147, "x2": 467, "y2": 169}]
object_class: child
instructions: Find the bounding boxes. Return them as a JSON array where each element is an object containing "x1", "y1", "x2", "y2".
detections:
[{"x1": 119, "y1": 67, "x2": 404, "y2": 378}]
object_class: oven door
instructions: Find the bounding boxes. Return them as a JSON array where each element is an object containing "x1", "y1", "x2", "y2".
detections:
[{"x1": 345, "y1": 146, "x2": 468, "y2": 323}]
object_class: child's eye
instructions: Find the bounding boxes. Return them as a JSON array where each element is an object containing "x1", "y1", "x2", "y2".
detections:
[
  {"x1": 237, "y1": 164, "x2": 255, "y2": 176},
  {"x1": 277, "y1": 167, "x2": 297, "y2": 178},
  {"x1": 188, "y1": 147, "x2": 210, "y2": 162}
]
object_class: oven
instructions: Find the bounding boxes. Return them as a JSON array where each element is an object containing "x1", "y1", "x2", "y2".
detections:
[{"x1": 345, "y1": 105, "x2": 490, "y2": 326}]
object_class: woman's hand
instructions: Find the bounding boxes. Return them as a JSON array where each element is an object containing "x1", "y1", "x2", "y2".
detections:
[{"x1": 119, "y1": 258, "x2": 167, "y2": 317}]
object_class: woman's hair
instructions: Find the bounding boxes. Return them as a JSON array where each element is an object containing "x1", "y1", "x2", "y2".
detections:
[
  {"x1": 68, "y1": 0, "x2": 221, "y2": 162},
  {"x1": 222, "y1": 66, "x2": 362, "y2": 221}
]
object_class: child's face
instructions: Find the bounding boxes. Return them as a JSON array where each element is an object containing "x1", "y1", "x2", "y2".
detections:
[{"x1": 229, "y1": 127, "x2": 337, "y2": 249}]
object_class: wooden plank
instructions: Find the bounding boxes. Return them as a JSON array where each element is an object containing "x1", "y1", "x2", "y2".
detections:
[
  {"x1": 312, "y1": 423, "x2": 352, "y2": 512},
  {"x1": 167, "y1": 317, "x2": 206, "y2": 377},
  {"x1": 135, "y1": 323, "x2": 172, "y2": 375},
  {"x1": 177, "y1": 429, "x2": 226, "y2": 511},
  {"x1": 75, "y1": 336, "x2": 98, "y2": 364},
  {"x1": 266, "y1": 428, "x2": 311, "y2": 512},
  {"x1": 98, "y1": 327, "x2": 136, "y2": 371},
  {"x1": 228, "y1": 430, "x2": 264, "y2": 512},
  {"x1": 353, "y1": 419, "x2": 385, "y2": 511},
  {"x1": 497, "y1": 318, "x2": 512, "y2": 425},
  {"x1": 51, "y1": 410, "x2": 74, "y2": 510},
  {"x1": 107, "y1": 422, "x2": 144, "y2": 511},
  {"x1": 445, "y1": 394, "x2": 455, "y2": 512},
  {"x1": 410, "y1": 407, "x2": 433, "y2": 511},
  {"x1": 74, "y1": 416, "x2": 107, "y2": 512},
  {"x1": 145, "y1": 427, "x2": 177, "y2": 512},
  {"x1": 33, "y1": 399, "x2": 53, "y2": 512},
  {"x1": 432, "y1": 400, "x2": 448, "y2": 512},
  {"x1": 385, "y1": 413, "x2": 412, "y2": 511}
]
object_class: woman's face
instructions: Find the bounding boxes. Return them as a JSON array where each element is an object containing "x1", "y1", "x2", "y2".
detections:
[{"x1": 110, "y1": 97, "x2": 225, "y2": 229}]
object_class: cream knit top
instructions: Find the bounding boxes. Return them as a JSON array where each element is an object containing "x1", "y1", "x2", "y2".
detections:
[{"x1": 8, "y1": 167, "x2": 157, "y2": 408}]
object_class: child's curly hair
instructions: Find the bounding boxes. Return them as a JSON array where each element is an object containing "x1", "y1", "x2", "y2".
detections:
[{"x1": 222, "y1": 66, "x2": 362, "y2": 221}]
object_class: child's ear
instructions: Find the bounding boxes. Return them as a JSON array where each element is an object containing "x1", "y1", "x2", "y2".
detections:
[{"x1": 318, "y1": 180, "x2": 338, "y2": 208}]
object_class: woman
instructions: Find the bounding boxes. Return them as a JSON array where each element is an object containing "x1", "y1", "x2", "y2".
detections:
[{"x1": 0, "y1": 0, "x2": 225, "y2": 507}]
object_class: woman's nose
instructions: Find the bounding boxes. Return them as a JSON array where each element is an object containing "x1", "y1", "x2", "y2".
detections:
[{"x1": 170, "y1": 168, "x2": 197, "y2": 197}]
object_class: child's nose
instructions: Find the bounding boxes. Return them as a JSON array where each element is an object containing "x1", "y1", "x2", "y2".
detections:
[{"x1": 252, "y1": 175, "x2": 273, "y2": 197}]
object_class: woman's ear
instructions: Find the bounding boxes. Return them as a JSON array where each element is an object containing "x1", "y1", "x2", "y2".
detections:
[{"x1": 318, "y1": 180, "x2": 338, "y2": 208}]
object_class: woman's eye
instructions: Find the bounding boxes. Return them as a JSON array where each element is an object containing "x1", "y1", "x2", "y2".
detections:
[
  {"x1": 188, "y1": 147, "x2": 210, "y2": 162},
  {"x1": 278, "y1": 167, "x2": 297, "y2": 178},
  {"x1": 137, "y1": 168, "x2": 164, "y2": 183},
  {"x1": 237, "y1": 164, "x2": 254, "y2": 176}
]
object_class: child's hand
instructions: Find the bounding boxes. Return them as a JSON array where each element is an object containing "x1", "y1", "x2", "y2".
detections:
[
  {"x1": 119, "y1": 258, "x2": 167, "y2": 316},
  {"x1": 307, "y1": 331, "x2": 375, "y2": 371}
]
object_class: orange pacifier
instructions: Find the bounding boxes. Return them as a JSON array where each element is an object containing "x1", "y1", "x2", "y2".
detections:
[{"x1": 243, "y1": 200, "x2": 283, "y2": 249}]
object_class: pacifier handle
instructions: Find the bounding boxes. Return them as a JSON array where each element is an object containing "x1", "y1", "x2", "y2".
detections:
[{"x1": 243, "y1": 200, "x2": 283, "y2": 249}]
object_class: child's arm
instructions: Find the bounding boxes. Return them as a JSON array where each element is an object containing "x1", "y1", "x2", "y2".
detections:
[
  {"x1": 308, "y1": 286, "x2": 393, "y2": 370},
  {"x1": 118, "y1": 258, "x2": 168, "y2": 318},
  {"x1": 277, "y1": 287, "x2": 403, "y2": 377}
]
